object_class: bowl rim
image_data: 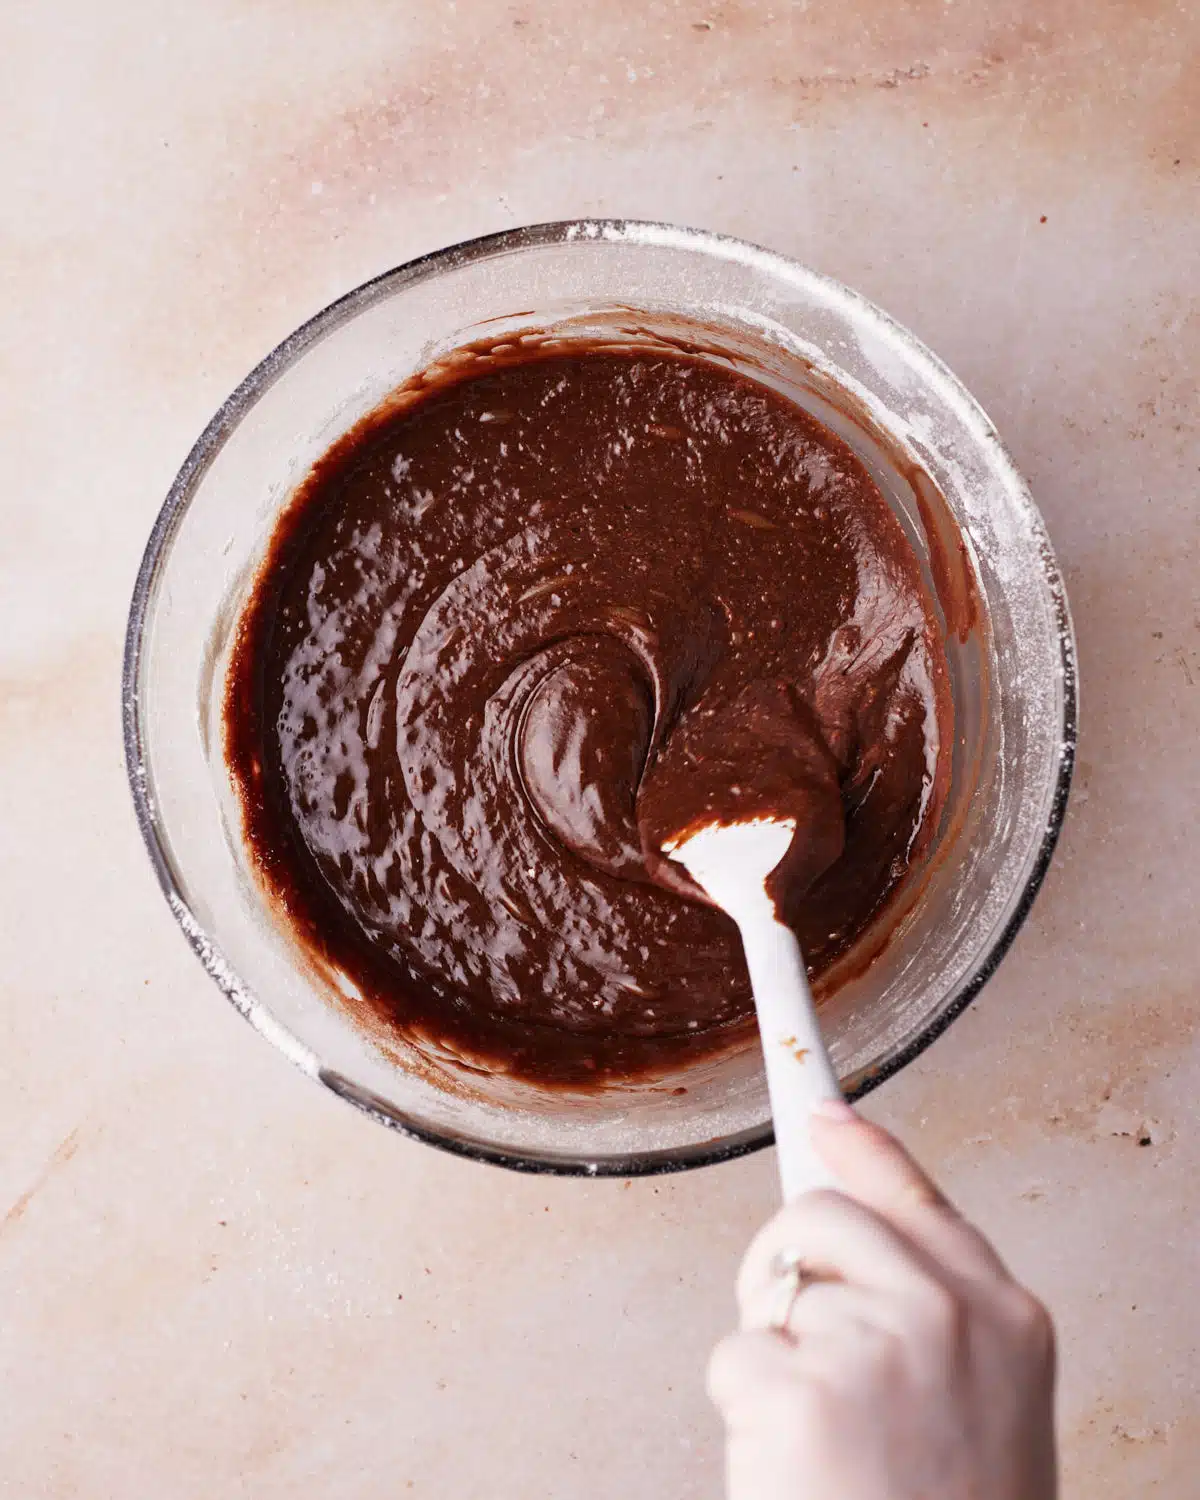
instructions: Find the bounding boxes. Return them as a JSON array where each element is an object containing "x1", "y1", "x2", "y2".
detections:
[{"x1": 122, "y1": 217, "x2": 1077, "y2": 1178}]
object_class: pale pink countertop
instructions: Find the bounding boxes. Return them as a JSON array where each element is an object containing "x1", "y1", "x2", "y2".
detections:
[{"x1": 1, "y1": 3, "x2": 1196, "y2": 1495}]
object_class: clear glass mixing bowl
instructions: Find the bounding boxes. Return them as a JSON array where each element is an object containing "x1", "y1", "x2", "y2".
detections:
[{"x1": 123, "y1": 221, "x2": 1076, "y2": 1176}]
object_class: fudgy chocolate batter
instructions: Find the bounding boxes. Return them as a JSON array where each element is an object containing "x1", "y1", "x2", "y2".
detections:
[{"x1": 226, "y1": 345, "x2": 952, "y2": 1084}]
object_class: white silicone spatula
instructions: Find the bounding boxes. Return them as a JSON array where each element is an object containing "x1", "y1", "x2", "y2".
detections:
[{"x1": 664, "y1": 817, "x2": 842, "y2": 1200}]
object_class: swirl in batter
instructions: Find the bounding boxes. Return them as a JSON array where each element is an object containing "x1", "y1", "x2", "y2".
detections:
[{"x1": 225, "y1": 345, "x2": 952, "y2": 1084}]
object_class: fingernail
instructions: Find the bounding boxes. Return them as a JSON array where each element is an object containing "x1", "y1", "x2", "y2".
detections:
[{"x1": 811, "y1": 1097, "x2": 858, "y2": 1123}]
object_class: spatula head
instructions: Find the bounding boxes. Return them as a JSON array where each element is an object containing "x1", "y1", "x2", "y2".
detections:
[{"x1": 664, "y1": 817, "x2": 796, "y2": 920}]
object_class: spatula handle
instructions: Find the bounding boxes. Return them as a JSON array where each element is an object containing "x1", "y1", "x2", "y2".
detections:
[{"x1": 736, "y1": 910, "x2": 842, "y2": 1200}]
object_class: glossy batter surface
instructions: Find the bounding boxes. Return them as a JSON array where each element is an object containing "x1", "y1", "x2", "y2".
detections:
[{"x1": 225, "y1": 348, "x2": 952, "y2": 1083}]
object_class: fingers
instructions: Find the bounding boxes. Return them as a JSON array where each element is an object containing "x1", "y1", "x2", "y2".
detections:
[
  {"x1": 736, "y1": 1187, "x2": 944, "y2": 1329},
  {"x1": 710, "y1": 1313, "x2": 901, "y2": 1417},
  {"x1": 743, "y1": 1276, "x2": 889, "y2": 1345},
  {"x1": 735, "y1": 1104, "x2": 1014, "y2": 1334},
  {"x1": 810, "y1": 1101, "x2": 1010, "y2": 1284},
  {"x1": 708, "y1": 1328, "x2": 798, "y2": 1414}
]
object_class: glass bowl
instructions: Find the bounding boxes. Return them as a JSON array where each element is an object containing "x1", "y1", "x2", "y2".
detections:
[{"x1": 123, "y1": 220, "x2": 1076, "y2": 1176}]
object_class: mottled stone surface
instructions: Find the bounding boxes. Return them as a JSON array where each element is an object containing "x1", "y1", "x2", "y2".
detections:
[{"x1": 1, "y1": 4, "x2": 1196, "y2": 1494}]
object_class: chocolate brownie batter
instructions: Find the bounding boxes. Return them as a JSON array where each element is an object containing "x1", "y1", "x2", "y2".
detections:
[{"x1": 225, "y1": 345, "x2": 952, "y2": 1084}]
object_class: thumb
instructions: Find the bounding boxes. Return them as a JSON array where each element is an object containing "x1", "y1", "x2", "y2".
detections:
[{"x1": 810, "y1": 1099, "x2": 1008, "y2": 1280}]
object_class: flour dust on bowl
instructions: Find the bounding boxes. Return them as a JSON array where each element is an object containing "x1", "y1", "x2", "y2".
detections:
[{"x1": 123, "y1": 221, "x2": 1076, "y2": 1176}]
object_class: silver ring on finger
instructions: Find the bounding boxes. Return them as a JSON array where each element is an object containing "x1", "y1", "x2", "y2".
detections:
[{"x1": 768, "y1": 1247, "x2": 819, "y2": 1336}]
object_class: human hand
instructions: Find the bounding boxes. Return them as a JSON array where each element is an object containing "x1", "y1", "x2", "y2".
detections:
[{"x1": 708, "y1": 1100, "x2": 1057, "y2": 1500}]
